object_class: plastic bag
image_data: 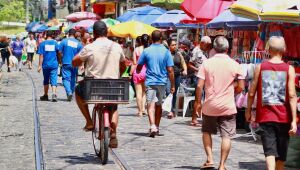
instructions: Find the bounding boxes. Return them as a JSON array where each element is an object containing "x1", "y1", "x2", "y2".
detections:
[
  {"x1": 235, "y1": 92, "x2": 246, "y2": 108},
  {"x1": 162, "y1": 94, "x2": 173, "y2": 112},
  {"x1": 21, "y1": 53, "x2": 27, "y2": 62}
]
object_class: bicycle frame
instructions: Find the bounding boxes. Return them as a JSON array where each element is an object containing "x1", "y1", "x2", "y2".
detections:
[{"x1": 94, "y1": 104, "x2": 111, "y2": 128}]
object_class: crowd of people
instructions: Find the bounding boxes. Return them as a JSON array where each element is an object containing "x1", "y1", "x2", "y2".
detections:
[{"x1": 0, "y1": 20, "x2": 298, "y2": 170}]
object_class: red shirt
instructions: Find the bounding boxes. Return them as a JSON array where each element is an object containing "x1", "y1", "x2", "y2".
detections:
[{"x1": 256, "y1": 61, "x2": 291, "y2": 123}]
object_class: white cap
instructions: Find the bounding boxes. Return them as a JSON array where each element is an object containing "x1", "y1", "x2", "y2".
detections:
[{"x1": 201, "y1": 36, "x2": 212, "y2": 44}]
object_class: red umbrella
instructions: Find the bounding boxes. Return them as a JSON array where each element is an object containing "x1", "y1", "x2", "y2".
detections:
[
  {"x1": 180, "y1": 15, "x2": 201, "y2": 24},
  {"x1": 66, "y1": 12, "x2": 100, "y2": 22},
  {"x1": 180, "y1": 0, "x2": 235, "y2": 23}
]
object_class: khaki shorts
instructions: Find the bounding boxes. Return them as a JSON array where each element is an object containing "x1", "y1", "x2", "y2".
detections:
[
  {"x1": 202, "y1": 114, "x2": 236, "y2": 138},
  {"x1": 146, "y1": 85, "x2": 166, "y2": 105}
]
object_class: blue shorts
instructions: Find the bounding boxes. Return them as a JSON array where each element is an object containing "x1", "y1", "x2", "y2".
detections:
[{"x1": 43, "y1": 68, "x2": 58, "y2": 86}]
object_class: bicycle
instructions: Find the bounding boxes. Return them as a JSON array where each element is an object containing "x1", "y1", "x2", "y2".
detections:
[
  {"x1": 83, "y1": 78, "x2": 129, "y2": 165},
  {"x1": 92, "y1": 104, "x2": 112, "y2": 164}
]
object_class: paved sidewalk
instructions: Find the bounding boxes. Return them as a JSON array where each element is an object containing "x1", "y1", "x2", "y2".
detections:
[
  {"x1": 1, "y1": 65, "x2": 299, "y2": 170},
  {"x1": 29, "y1": 68, "x2": 119, "y2": 170},
  {"x1": 0, "y1": 71, "x2": 35, "y2": 169}
]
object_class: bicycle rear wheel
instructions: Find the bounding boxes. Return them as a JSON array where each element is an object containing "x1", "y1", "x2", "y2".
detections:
[
  {"x1": 100, "y1": 110, "x2": 109, "y2": 165},
  {"x1": 92, "y1": 107, "x2": 100, "y2": 156}
]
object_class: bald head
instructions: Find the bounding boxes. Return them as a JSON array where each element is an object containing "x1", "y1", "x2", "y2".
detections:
[{"x1": 268, "y1": 36, "x2": 286, "y2": 56}]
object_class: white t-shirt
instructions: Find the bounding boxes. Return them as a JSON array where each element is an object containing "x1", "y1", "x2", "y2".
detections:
[{"x1": 25, "y1": 38, "x2": 37, "y2": 53}]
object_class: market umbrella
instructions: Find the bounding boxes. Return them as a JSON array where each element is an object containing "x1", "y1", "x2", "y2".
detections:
[
  {"x1": 31, "y1": 24, "x2": 48, "y2": 33},
  {"x1": 151, "y1": 10, "x2": 186, "y2": 27},
  {"x1": 109, "y1": 21, "x2": 157, "y2": 38},
  {"x1": 180, "y1": 0, "x2": 234, "y2": 23},
  {"x1": 47, "y1": 26, "x2": 60, "y2": 31},
  {"x1": 117, "y1": 5, "x2": 166, "y2": 25},
  {"x1": 230, "y1": 0, "x2": 300, "y2": 23},
  {"x1": 86, "y1": 18, "x2": 120, "y2": 34},
  {"x1": 207, "y1": 9, "x2": 261, "y2": 30},
  {"x1": 47, "y1": 18, "x2": 60, "y2": 26},
  {"x1": 102, "y1": 18, "x2": 120, "y2": 27},
  {"x1": 36, "y1": 25, "x2": 49, "y2": 33},
  {"x1": 26, "y1": 22, "x2": 39, "y2": 32},
  {"x1": 151, "y1": 0, "x2": 184, "y2": 10},
  {"x1": 73, "y1": 19, "x2": 97, "y2": 29},
  {"x1": 66, "y1": 12, "x2": 101, "y2": 22}
]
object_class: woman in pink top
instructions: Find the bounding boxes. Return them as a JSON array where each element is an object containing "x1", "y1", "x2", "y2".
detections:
[{"x1": 130, "y1": 34, "x2": 149, "y2": 117}]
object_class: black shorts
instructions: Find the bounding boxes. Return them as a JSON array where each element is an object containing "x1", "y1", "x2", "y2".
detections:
[
  {"x1": 258, "y1": 122, "x2": 290, "y2": 161},
  {"x1": 27, "y1": 53, "x2": 34, "y2": 62},
  {"x1": 75, "y1": 81, "x2": 118, "y2": 111}
]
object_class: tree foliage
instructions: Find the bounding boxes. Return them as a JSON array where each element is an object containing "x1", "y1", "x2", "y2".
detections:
[{"x1": 0, "y1": 0, "x2": 26, "y2": 22}]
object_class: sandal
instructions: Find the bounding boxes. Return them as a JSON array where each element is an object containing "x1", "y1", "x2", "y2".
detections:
[
  {"x1": 109, "y1": 137, "x2": 118, "y2": 148},
  {"x1": 200, "y1": 162, "x2": 214, "y2": 169},
  {"x1": 190, "y1": 122, "x2": 202, "y2": 127},
  {"x1": 167, "y1": 112, "x2": 175, "y2": 119},
  {"x1": 83, "y1": 125, "x2": 94, "y2": 132}
]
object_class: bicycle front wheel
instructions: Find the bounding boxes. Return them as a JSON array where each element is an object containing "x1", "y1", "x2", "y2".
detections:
[
  {"x1": 99, "y1": 109, "x2": 110, "y2": 165},
  {"x1": 92, "y1": 107, "x2": 100, "y2": 156}
]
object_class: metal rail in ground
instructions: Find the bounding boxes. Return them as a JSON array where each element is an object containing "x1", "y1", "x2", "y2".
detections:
[
  {"x1": 109, "y1": 148, "x2": 132, "y2": 170},
  {"x1": 25, "y1": 71, "x2": 45, "y2": 170}
]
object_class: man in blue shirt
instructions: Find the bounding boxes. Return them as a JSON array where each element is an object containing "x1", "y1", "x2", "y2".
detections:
[
  {"x1": 137, "y1": 30, "x2": 175, "y2": 137},
  {"x1": 59, "y1": 29, "x2": 83, "y2": 101},
  {"x1": 37, "y1": 31, "x2": 59, "y2": 102}
]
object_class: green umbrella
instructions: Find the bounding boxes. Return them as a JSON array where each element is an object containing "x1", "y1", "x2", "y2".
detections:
[
  {"x1": 47, "y1": 26, "x2": 60, "y2": 31},
  {"x1": 151, "y1": 0, "x2": 184, "y2": 10},
  {"x1": 101, "y1": 18, "x2": 120, "y2": 27}
]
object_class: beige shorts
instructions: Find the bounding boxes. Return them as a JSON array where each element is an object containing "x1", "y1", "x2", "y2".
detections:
[{"x1": 202, "y1": 114, "x2": 236, "y2": 138}]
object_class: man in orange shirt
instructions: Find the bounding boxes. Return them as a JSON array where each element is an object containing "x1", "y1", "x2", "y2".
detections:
[{"x1": 194, "y1": 36, "x2": 245, "y2": 170}]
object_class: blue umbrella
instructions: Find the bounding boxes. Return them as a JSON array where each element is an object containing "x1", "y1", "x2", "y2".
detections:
[
  {"x1": 35, "y1": 25, "x2": 49, "y2": 33},
  {"x1": 174, "y1": 23, "x2": 203, "y2": 29},
  {"x1": 26, "y1": 22, "x2": 39, "y2": 32},
  {"x1": 151, "y1": 10, "x2": 186, "y2": 27},
  {"x1": 117, "y1": 5, "x2": 166, "y2": 25},
  {"x1": 207, "y1": 9, "x2": 260, "y2": 30}
]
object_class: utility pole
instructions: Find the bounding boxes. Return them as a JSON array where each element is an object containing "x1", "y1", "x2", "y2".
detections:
[{"x1": 26, "y1": 0, "x2": 30, "y2": 23}]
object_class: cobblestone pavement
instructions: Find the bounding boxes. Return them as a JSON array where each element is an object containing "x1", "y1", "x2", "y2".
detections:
[
  {"x1": 0, "y1": 70, "x2": 35, "y2": 170},
  {"x1": 0, "y1": 64, "x2": 299, "y2": 170}
]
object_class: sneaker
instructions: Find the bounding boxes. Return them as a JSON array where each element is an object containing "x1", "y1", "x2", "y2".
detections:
[
  {"x1": 52, "y1": 94, "x2": 58, "y2": 102},
  {"x1": 40, "y1": 95, "x2": 49, "y2": 101},
  {"x1": 19, "y1": 68, "x2": 22, "y2": 71},
  {"x1": 67, "y1": 94, "x2": 73, "y2": 101}
]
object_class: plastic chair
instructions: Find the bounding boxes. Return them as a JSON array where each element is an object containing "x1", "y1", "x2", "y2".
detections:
[{"x1": 175, "y1": 83, "x2": 195, "y2": 117}]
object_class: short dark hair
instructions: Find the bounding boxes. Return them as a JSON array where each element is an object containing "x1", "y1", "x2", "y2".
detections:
[
  {"x1": 151, "y1": 30, "x2": 162, "y2": 43},
  {"x1": 93, "y1": 21, "x2": 107, "y2": 37},
  {"x1": 46, "y1": 31, "x2": 54, "y2": 38},
  {"x1": 68, "y1": 28, "x2": 76, "y2": 36}
]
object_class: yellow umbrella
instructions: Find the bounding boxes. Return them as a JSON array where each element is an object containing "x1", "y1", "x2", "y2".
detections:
[
  {"x1": 230, "y1": 0, "x2": 300, "y2": 23},
  {"x1": 109, "y1": 21, "x2": 157, "y2": 38}
]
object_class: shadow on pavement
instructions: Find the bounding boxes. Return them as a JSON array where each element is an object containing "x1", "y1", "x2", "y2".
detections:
[
  {"x1": 174, "y1": 165, "x2": 203, "y2": 169},
  {"x1": 57, "y1": 153, "x2": 114, "y2": 165},
  {"x1": 239, "y1": 161, "x2": 265, "y2": 169},
  {"x1": 127, "y1": 132, "x2": 149, "y2": 137}
]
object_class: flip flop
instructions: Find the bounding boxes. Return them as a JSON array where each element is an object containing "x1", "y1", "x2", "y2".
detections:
[
  {"x1": 83, "y1": 125, "x2": 94, "y2": 132},
  {"x1": 190, "y1": 122, "x2": 202, "y2": 127},
  {"x1": 200, "y1": 162, "x2": 214, "y2": 169}
]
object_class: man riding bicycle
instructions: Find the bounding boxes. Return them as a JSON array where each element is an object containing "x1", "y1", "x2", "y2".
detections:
[{"x1": 72, "y1": 21, "x2": 126, "y2": 148}]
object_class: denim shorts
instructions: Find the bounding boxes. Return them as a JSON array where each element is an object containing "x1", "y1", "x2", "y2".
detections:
[
  {"x1": 146, "y1": 85, "x2": 166, "y2": 105},
  {"x1": 43, "y1": 68, "x2": 58, "y2": 86}
]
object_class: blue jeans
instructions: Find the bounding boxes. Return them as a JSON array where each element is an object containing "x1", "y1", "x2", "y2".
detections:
[
  {"x1": 62, "y1": 64, "x2": 77, "y2": 95},
  {"x1": 166, "y1": 75, "x2": 181, "y2": 112}
]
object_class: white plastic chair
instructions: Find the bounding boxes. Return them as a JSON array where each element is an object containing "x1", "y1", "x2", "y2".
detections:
[{"x1": 175, "y1": 83, "x2": 195, "y2": 117}]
